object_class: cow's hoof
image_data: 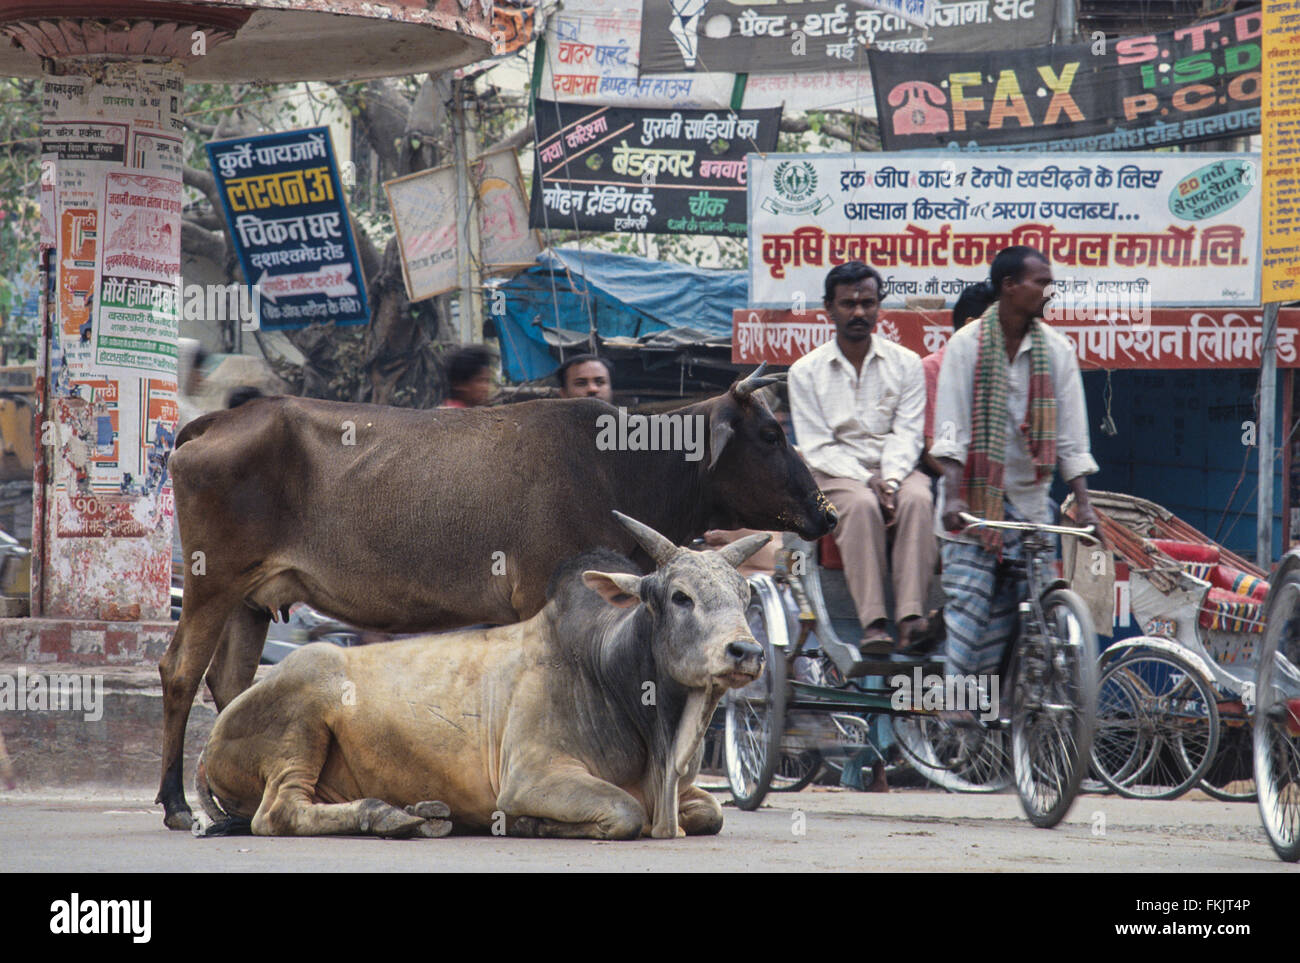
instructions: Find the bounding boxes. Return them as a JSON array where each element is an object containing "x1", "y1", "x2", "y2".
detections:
[
  {"x1": 358, "y1": 799, "x2": 427, "y2": 839},
  {"x1": 404, "y1": 800, "x2": 451, "y2": 821},
  {"x1": 415, "y1": 819, "x2": 454, "y2": 838},
  {"x1": 164, "y1": 808, "x2": 194, "y2": 831},
  {"x1": 192, "y1": 816, "x2": 252, "y2": 838},
  {"x1": 508, "y1": 816, "x2": 541, "y2": 837}
]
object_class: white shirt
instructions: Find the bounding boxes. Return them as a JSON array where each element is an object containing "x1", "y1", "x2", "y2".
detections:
[
  {"x1": 787, "y1": 334, "x2": 925, "y2": 486},
  {"x1": 930, "y1": 319, "x2": 1099, "y2": 534}
]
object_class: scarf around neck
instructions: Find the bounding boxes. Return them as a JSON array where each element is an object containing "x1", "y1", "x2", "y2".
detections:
[{"x1": 962, "y1": 303, "x2": 1057, "y2": 554}]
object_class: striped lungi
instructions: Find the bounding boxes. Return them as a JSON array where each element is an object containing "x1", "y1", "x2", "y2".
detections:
[{"x1": 941, "y1": 512, "x2": 1032, "y2": 678}]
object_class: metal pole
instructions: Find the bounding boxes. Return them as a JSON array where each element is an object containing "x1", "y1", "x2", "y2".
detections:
[
  {"x1": 452, "y1": 78, "x2": 472, "y2": 344},
  {"x1": 1260, "y1": 301, "x2": 1280, "y2": 568},
  {"x1": 464, "y1": 87, "x2": 483, "y2": 345},
  {"x1": 1057, "y1": 0, "x2": 1078, "y2": 43},
  {"x1": 451, "y1": 77, "x2": 484, "y2": 344}
]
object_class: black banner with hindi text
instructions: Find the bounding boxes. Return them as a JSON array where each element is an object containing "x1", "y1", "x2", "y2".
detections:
[{"x1": 529, "y1": 100, "x2": 781, "y2": 236}]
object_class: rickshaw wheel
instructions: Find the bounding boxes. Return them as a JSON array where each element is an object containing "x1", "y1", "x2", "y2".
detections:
[
  {"x1": 1092, "y1": 667, "x2": 1158, "y2": 793},
  {"x1": 892, "y1": 715, "x2": 1011, "y2": 793},
  {"x1": 1012, "y1": 589, "x2": 1098, "y2": 827},
  {"x1": 771, "y1": 750, "x2": 821, "y2": 792},
  {"x1": 1254, "y1": 573, "x2": 1300, "y2": 861},
  {"x1": 1092, "y1": 649, "x2": 1219, "y2": 800},
  {"x1": 724, "y1": 584, "x2": 787, "y2": 811}
]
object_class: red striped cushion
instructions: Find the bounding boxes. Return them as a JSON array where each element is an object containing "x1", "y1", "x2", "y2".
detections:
[
  {"x1": 1198, "y1": 587, "x2": 1264, "y2": 633},
  {"x1": 1152, "y1": 539, "x2": 1220, "y2": 564},
  {"x1": 1210, "y1": 565, "x2": 1269, "y2": 601}
]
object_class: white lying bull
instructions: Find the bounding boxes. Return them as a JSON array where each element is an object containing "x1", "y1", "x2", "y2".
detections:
[{"x1": 194, "y1": 514, "x2": 768, "y2": 840}]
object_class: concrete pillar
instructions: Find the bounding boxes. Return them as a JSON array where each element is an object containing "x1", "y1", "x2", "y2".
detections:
[{"x1": 35, "y1": 58, "x2": 186, "y2": 622}]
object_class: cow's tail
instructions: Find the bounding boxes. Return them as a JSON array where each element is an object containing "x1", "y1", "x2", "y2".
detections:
[{"x1": 193, "y1": 750, "x2": 252, "y2": 837}]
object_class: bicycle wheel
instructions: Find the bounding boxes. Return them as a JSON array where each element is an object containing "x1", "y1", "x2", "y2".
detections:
[
  {"x1": 1199, "y1": 698, "x2": 1255, "y2": 802},
  {"x1": 893, "y1": 714, "x2": 1012, "y2": 793},
  {"x1": 1011, "y1": 589, "x2": 1098, "y2": 827},
  {"x1": 771, "y1": 750, "x2": 821, "y2": 792},
  {"x1": 1092, "y1": 649, "x2": 1219, "y2": 800},
  {"x1": 724, "y1": 588, "x2": 787, "y2": 811},
  {"x1": 1254, "y1": 572, "x2": 1300, "y2": 861}
]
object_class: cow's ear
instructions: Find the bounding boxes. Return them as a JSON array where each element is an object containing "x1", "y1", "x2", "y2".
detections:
[
  {"x1": 708, "y1": 409, "x2": 736, "y2": 471},
  {"x1": 582, "y1": 571, "x2": 643, "y2": 608}
]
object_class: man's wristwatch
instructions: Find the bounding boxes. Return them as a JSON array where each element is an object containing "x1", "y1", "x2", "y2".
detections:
[{"x1": 883, "y1": 479, "x2": 901, "y2": 495}]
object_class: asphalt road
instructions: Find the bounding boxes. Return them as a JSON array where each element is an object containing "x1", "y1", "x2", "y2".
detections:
[{"x1": 1, "y1": 785, "x2": 1286, "y2": 872}]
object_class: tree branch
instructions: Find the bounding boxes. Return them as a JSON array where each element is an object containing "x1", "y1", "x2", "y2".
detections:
[
  {"x1": 780, "y1": 113, "x2": 880, "y2": 151},
  {"x1": 180, "y1": 220, "x2": 229, "y2": 268},
  {"x1": 182, "y1": 165, "x2": 223, "y2": 215}
]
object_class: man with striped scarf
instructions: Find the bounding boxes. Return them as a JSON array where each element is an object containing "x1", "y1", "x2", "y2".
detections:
[{"x1": 930, "y1": 247, "x2": 1104, "y2": 713}]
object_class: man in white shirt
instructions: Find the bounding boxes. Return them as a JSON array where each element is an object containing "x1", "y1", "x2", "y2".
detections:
[
  {"x1": 788, "y1": 262, "x2": 934, "y2": 655},
  {"x1": 931, "y1": 246, "x2": 1103, "y2": 682}
]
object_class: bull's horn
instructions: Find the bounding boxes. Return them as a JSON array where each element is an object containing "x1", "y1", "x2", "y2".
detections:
[
  {"x1": 731, "y1": 363, "x2": 781, "y2": 401},
  {"x1": 612, "y1": 511, "x2": 679, "y2": 566},
  {"x1": 716, "y1": 532, "x2": 772, "y2": 569}
]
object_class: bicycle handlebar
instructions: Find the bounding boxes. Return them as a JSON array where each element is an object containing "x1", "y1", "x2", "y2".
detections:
[{"x1": 956, "y1": 512, "x2": 1101, "y2": 547}]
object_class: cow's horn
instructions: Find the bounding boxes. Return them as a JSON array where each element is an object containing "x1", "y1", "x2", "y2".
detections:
[
  {"x1": 717, "y1": 532, "x2": 772, "y2": 569},
  {"x1": 732, "y1": 363, "x2": 780, "y2": 401},
  {"x1": 612, "y1": 511, "x2": 679, "y2": 566}
]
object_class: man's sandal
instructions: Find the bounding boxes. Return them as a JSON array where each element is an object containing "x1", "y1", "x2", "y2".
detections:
[
  {"x1": 894, "y1": 615, "x2": 931, "y2": 654},
  {"x1": 858, "y1": 622, "x2": 893, "y2": 657}
]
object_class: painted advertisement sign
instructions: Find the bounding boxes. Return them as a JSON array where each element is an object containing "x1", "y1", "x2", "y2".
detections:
[
  {"x1": 870, "y1": 7, "x2": 1261, "y2": 152},
  {"x1": 749, "y1": 152, "x2": 1261, "y2": 309},
  {"x1": 533, "y1": 101, "x2": 781, "y2": 236},
  {"x1": 207, "y1": 127, "x2": 368, "y2": 330},
  {"x1": 640, "y1": 0, "x2": 1053, "y2": 73},
  {"x1": 733, "y1": 308, "x2": 1300, "y2": 370},
  {"x1": 385, "y1": 149, "x2": 540, "y2": 302}
]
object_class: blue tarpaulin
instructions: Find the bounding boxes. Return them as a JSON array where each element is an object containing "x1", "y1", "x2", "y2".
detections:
[{"x1": 493, "y1": 248, "x2": 746, "y2": 382}]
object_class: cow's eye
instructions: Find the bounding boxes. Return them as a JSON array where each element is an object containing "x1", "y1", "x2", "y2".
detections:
[
  {"x1": 672, "y1": 590, "x2": 694, "y2": 608},
  {"x1": 761, "y1": 429, "x2": 781, "y2": 445}
]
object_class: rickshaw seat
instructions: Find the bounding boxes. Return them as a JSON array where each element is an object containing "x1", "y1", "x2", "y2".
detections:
[
  {"x1": 1199, "y1": 588, "x2": 1265, "y2": 633},
  {"x1": 1209, "y1": 564, "x2": 1268, "y2": 601},
  {"x1": 1150, "y1": 539, "x2": 1219, "y2": 564},
  {"x1": 1144, "y1": 538, "x2": 1269, "y2": 630}
]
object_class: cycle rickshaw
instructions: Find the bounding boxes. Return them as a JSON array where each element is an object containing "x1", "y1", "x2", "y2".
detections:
[
  {"x1": 723, "y1": 512, "x2": 1101, "y2": 828},
  {"x1": 1066, "y1": 492, "x2": 1261, "y2": 803}
]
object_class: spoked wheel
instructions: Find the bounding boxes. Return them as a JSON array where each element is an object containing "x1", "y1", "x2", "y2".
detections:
[
  {"x1": 1011, "y1": 589, "x2": 1098, "y2": 827},
  {"x1": 724, "y1": 582, "x2": 788, "y2": 811},
  {"x1": 893, "y1": 714, "x2": 1012, "y2": 793},
  {"x1": 1199, "y1": 699, "x2": 1256, "y2": 802},
  {"x1": 771, "y1": 750, "x2": 821, "y2": 792},
  {"x1": 1254, "y1": 573, "x2": 1300, "y2": 861},
  {"x1": 1091, "y1": 648, "x2": 1219, "y2": 800},
  {"x1": 1091, "y1": 669, "x2": 1149, "y2": 791}
]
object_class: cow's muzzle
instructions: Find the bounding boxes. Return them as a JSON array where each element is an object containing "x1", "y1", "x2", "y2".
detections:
[
  {"x1": 794, "y1": 490, "x2": 838, "y2": 540},
  {"x1": 721, "y1": 636, "x2": 764, "y2": 686}
]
